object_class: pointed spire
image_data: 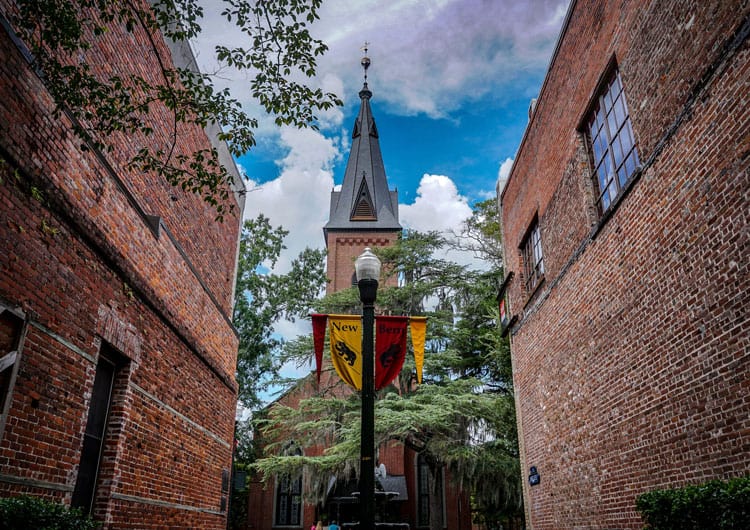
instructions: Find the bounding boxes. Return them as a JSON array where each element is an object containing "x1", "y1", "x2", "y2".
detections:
[
  {"x1": 360, "y1": 42, "x2": 372, "y2": 98},
  {"x1": 324, "y1": 47, "x2": 400, "y2": 236},
  {"x1": 361, "y1": 42, "x2": 371, "y2": 83}
]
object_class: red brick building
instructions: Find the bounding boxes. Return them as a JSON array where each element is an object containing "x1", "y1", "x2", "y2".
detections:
[
  {"x1": 499, "y1": 0, "x2": 749, "y2": 528},
  {"x1": 0, "y1": 3, "x2": 243, "y2": 528},
  {"x1": 247, "y1": 71, "x2": 471, "y2": 530}
]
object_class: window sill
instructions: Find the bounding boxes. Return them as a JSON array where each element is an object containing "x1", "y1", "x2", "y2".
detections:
[
  {"x1": 522, "y1": 274, "x2": 546, "y2": 311},
  {"x1": 592, "y1": 165, "x2": 644, "y2": 241}
]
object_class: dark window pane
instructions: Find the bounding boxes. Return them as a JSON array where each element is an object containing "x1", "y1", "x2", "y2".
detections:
[
  {"x1": 611, "y1": 74, "x2": 621, "y2": 97},
  {"x1": 72, "y1": 354, "x2": 118, "y2": 514},
  {"x1": 612, "y1": 133, "x2": 624, "y2": 168},
  {"x1": 590, "y1": 118, "x2": 599, "y2": 138},
  {"x1": 522, "y1": 221, "x2": 544, "y2": 292},
  {"x1": 276, "y1": 474, "x2": 302, "y2": 525},
  {"x1": 614, "y1": 95, "x2": 626, "y2": 127},
  {"x1": 596, "y1": 108, "x2": 606, "y2": 131},
  {"x1": 606, "y1": 107, "x2": 618, "y2": 138},
  {"x1": 621, "y1": 125, "x2": 633, "y2": 156},
  {"x1": 625, "y1": 152, "x2": 638, "y2": 177},
  {"x1": 597, "y1": 163, "x2": 609, "y2": 191},
  {"x1": 0, "y1": 312, "x2": 23, "y2": 419},
  {"x1": 618, "y1": 167, "x2": 628, "y2": 188},
  {"x1": 592, "y1": 130, "x2": 606, "y2": 164}
]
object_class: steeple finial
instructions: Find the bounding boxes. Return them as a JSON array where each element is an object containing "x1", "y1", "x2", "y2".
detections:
[{"x1": 361, "y1": 42, "x2": 371, "y2": 85}]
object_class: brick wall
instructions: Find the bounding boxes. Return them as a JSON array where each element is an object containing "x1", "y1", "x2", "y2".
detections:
[
  {"x1": 500, "y1": 1, "x2": 750, "y2": 528},
  {"x1": 325, "y1": 233, "x2": 400, "y2": 294},
  {"x1": 0, "y1": 1, "x2": 241, "y2": 527}
]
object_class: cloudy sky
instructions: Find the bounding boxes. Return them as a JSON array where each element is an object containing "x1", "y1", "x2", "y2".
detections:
[
  {"x1": 190, "y1": 1, "x2": 570, "y2": 380},
  {"x1": 192, "y1": 0, "x2": 570, "y2": 270}
]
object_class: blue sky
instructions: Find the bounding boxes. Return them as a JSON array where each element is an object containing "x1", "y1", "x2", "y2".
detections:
[
  {"x1": 237, "y1": 88, "x2": 536, "y2": 205},
  {"x1": 191, "y1": 0, "x2": 570, "y2": 344}
]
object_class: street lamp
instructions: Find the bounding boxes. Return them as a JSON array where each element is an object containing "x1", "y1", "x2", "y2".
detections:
[{"x1": 355, "y1": 247, "x2": 380, "y2": 530}]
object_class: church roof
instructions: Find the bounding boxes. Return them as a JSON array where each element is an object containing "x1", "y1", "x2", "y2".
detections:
[{"x1": 324, "y1": 78, "x2": 401, "y2": 238}]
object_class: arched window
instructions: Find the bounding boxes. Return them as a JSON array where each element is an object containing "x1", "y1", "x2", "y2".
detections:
[{"x1": 275, "y1": 445, "x2": 302, "y2": 526}]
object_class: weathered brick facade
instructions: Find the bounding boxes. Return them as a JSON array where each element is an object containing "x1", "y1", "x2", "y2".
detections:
[
  {"x1": 499, "y1": 0, "x2": 749, "y2": 528},
  {"x1": 0, "y1": 2, "x2": 243, "y2": 527}
]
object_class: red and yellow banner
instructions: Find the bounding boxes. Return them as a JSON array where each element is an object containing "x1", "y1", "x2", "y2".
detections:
[
  {"x1": 375, "y1": 316, "x2": 409, "y2": 390},
  {"x1": 329, "y1": 315, "x2": 363, "y2": 390},
  {"x1": 410, "y1": 317, "x2": 427, "y2": 384},
  {"x1": 311, "y1": 314, "x2": 328, "y2": 384}
]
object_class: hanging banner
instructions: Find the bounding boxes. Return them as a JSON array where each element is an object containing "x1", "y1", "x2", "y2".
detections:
[
  {"x1": 311, "y1": 314, "x2": 328, "y2": 384},
  {"x1": 410, "y1": 317, "x2": 427, "y2": 384},
  {"x1": 375, "y1": 316, "x2": 409, "y2": 390},
  {"x1": 329, "y1": 315, "x2": 363, "y2": 390}
]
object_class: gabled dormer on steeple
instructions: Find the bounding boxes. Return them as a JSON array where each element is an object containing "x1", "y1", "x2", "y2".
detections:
[{"x1": 351, "y1": 175, "x2": 376, "y2": 221}]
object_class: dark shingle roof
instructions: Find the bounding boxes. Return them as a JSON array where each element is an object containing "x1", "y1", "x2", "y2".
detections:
[{"x1": 324, "y1": 83, "x2": 401, "y2": 239}]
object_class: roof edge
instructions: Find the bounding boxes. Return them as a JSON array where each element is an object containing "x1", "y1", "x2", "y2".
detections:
[{"x1": 500, "y1": 0, "x2": 578, "y2": 206}]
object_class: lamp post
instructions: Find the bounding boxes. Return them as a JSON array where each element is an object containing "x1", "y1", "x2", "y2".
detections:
[{"x1": 355, "y1": 247, "x2": 380, "y2": 530}]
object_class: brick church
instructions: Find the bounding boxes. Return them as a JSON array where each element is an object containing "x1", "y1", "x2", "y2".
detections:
[
  {"x1": 247, "y1": 60, "x2": 471, "y2": 530},
  {"x1": 498, "y1": 0, "x2": 749, "y2": 528},
  {"x1": 0, "y1": 3, "x2": 243, "y2": 528}
]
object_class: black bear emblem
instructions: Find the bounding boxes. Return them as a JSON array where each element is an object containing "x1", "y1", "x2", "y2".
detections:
[
  {"x1": 334, "y1": 341, "x2": 357, "y2": 366},
  {"x1": 380, "y1": 344, "x2": 401, "y2": 368}
]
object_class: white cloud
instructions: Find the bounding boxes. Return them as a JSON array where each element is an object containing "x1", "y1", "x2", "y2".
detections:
[
  {"x1": 317, "y1": 73, "x2": 346, "y2": 130},
  {"x1": 312, "y1": 0, "x2": 570, "y2": 117},
  {"x1": 242, "y1": 126, "x2": 341, "y2": 272},
  {"x1": 400, "y1": 174, "x2": 472, "y2": 232},
  {"x1": 399, "y1": 174, "x2": 489, "y2": 269},
  {"x1": 498, "y1": 157, "x2": 514, "y2": 182},
  {"x1": 191, "y1": 0, "x2": 569, "y2": 122},
  {"x1": 496, "y1": 154, "x2": 513, "y2": 187}
]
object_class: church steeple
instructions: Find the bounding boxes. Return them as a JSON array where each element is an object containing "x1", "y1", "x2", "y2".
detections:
[{"x1": 324, "y1": 49, "x2": 401, "y2": 238}]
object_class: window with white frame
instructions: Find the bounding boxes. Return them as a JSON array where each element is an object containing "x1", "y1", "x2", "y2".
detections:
[
  {"x1": 521, "y1": 219, "x2": 544, "y2": 293},
  {"x1": 586, "y1": 69, "x2": 640, "y2": 212}
]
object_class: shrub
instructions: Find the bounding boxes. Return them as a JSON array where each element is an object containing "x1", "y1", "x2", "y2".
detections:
[
  {"x1": 0, "y1": 496, "x2": 100, "y2": 530},
  {"x1": 636, "y1": 476, "x2": 750, "y2": 530}
]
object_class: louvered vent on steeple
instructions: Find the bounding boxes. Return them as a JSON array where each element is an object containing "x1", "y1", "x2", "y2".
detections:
[{"x1": 351, "y1": 177, "x2": 376, "y2": 220}]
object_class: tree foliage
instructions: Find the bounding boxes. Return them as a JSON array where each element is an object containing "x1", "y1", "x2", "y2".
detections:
[
  {"x1": 233, "y1": 214, "x2": 327, "y2": 410},
  {"x1": 0, "y1": 496, "x2": 99, "y2": 530},
  {"x1": 251, "y1": 201, "x2": 523, "y2": 528},
  {"x1": 636, "y1": 476, "x2": 750, "y2": 530},
  {"x1": 10, "y1": 0, "x2": 342, "y2": 219}
]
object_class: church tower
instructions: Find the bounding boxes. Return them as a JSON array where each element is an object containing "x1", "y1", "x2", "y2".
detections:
[{"x1": 324, "y1": 52, "x2": 401, "y2": 293}]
